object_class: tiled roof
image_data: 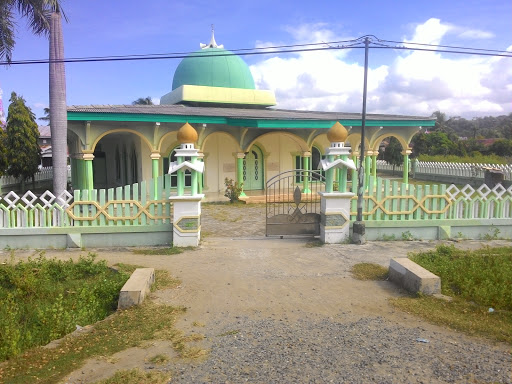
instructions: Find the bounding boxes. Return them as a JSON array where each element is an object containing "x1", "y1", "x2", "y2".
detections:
[
  {"x1": 67, "y1": 104, "x2": 434, "y2": 122},
  {"x1": 38, "y1": 125, "x2": 51, "y2": 137}
]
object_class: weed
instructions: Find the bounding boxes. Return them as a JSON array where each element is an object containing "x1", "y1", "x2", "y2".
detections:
[
  {"x1": 389, "y1": 245, "x2": 512, "y2": 345},
  {"x1": 377, "y1": 233, "x2": 397, "y2": 241},
  {"x1": 351, "y1": 263, "x2": 389, "y2": 281},
  {"x1": 183, "y1": 333, "x2": 205, "y2": 342},
  {"x1": 390, "y1": 296, "x2": 512, "y2": 345},
  {"x1": 153, "y1": 270, "x2": 181, "y2": 291},
  {"x1": 410, "y1": 245, "x2": 512, "y2": 310},
  {"x1": 0, "y1": 301, "x2": 187, "y2": 384},
  {"x1": 401, "y1": 231, "x2": 414, "y2": 241},
  {"x1": 148, "y1": 354, "x2": 169, "y2": 365},
  {"x1": 218, "y1": 329, "x2": 240, "y2": 337},
  {"x1": 192, "y1": 321, "x2": 205, "y2": 327},
  {"x1": 132, "y1": 247, "x2": 190, "y2": 256},
  {"x1": 93, "y1": 368, "x2": 171, "y2": 384},
  {"x1": 0, "y1": 253, "x2": 130, "y2": 361},
  {"x1": 482, "y1": 226, "x2": 501, "y2": 240},
  {"x1": 305, "y1": 240, "x2": 323, "y2": 248}
]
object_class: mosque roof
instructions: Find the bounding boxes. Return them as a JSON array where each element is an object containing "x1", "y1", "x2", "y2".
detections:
[
  {"x1": 171, "y1": 30, "x2": 255, "y2": 91},
  {"x1": 172, "y1": 48, "x2": 256, "y2": 91},
  {"x1": 67, "y1": 104, "x2": 436, "y2": 127}
]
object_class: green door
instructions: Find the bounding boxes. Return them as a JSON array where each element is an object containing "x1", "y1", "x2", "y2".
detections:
[{"x1": 243, "y1": 146, "x2": 264, "y2": 190}]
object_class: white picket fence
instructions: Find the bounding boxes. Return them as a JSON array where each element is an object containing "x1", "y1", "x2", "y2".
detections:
[
  {"x1": 0, "y1": 165, "x2": 71, "y2": 190},
  {"x1": 376, "y1": 160, "x2": 512, "y2": 181}
]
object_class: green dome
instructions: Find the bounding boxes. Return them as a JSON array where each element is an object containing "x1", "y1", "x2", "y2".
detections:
[{"x1": 172, "y1": 48, "x2": 256, "y2": 91}]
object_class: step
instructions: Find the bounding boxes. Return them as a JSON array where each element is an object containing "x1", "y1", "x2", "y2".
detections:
[
  {"x1": 118, "y1": 268, "x2": 155, "y2": 309},
  {"x1": 389, "y1": 258, "x2": 440, "y2": 295}
]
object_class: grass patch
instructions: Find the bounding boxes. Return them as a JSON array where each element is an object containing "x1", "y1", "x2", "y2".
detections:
[
  {"x1": 0, "y1": 301, "x2": 187, "y2": 384},
  {"x1": 93, "y1": 368, "x2": 171, "y2": 384},
  {"x1": 217, "y1": 329, "x2": 240, "y2": 337},
  {"x1": 390, "y1": 245, "x2": 512, "y2": 344},
  {"x1": 351, "y1": 263, "x2": 389, "y2": 280},
  {"x1": 148, "y1": 353, "x2": 169, "y2": 365},
  {"x1": 192, "y1": 321, "x2": 205, "y2": 327},
  {"x1": 111, "y1": 264, "x2": 180, "y2": 292},
  {"x1": 132, "y1": 247, "x2": 191, "y2": 256},
  {"x1": 153, "y1": 270, "x2": 181, "y2": 291},
  {"x1": 305, "y1": 239, "x2": 324, "y2": 248},
  {"x1": 410, "y1": 245, "x2": 512, "y2": 310},
  {"x1": 390, "y1": 296, "x2": 512, "y2": 344},
  {"x1": 0, "y1": 253, "x2": 130, "y2": 362}
]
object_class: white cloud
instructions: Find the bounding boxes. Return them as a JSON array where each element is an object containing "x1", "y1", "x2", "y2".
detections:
[
  {"x1": 250, "y1": 20, "x2": 512, "y2": 118},
  {"x1": 457, "y1": 29, "x2": 494, "y2": 39},
  {"x1": 405, "y1": 18, "x2": 452, "y2": 46}
]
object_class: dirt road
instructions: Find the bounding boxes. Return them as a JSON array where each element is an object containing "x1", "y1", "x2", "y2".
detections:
[{"x1": 4, "y1": 203, "x2": 511, "y2": 383}]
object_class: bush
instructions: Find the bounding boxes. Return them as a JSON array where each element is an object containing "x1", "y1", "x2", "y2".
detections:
[
  {"x1": 0, "y1": 253, "x2": 129, "y2": 361},
  {"x1": 224, "y1": 178, "x2": 244, "y2": 203},
  {"x1": 410, "y1": 245, "x2": 512, "y2": 311}
]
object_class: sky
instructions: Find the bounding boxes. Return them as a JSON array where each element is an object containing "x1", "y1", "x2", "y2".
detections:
[{"x1": 1, "y1": 0, "x2": 511, "y2": 124}]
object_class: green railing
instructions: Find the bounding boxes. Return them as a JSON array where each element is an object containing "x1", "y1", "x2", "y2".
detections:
[
  {"x1": 0, "y1": 175, "x2": 174, "y2": 229},
  {"x1": 350, "y1": 177, "x2": 512, "y2": 221}
]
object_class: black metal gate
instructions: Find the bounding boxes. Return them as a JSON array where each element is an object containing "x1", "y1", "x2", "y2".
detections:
[{"x1": 266, "y1": 170, "x2": 326, "y2": 236}]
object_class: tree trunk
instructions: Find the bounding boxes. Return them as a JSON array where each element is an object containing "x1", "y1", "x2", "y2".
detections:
[{"x1": 49, "y1": 12, "x2": 67, "y2": 197}]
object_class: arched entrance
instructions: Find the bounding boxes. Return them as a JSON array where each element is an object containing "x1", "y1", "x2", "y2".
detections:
[{"x1": 243, "y1": 146, "x2": 264, "y2": 191}]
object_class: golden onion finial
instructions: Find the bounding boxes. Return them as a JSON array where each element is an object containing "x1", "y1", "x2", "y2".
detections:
[
  {"x1": 327, "y1": 122, "x2": 348, "y2": 143},
  {"x1": 177, "y1": 122, "x2": 198, "y2": 144}
]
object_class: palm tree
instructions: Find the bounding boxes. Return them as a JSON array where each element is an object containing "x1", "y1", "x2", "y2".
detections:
[
  {"x1": 132, "y1": 97, "x2": 154, "y2": 105},
  {"x1": 0, "y1": 1, "x2": 67, "y2": 197}
]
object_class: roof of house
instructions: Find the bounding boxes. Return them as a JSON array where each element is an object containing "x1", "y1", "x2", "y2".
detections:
[{"x1": 38, "y1": 125, "x2": 51, "y2": 137}]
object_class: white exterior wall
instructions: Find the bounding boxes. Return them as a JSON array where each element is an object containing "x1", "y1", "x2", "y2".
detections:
[
  {"x1": 257, "y1": 134, "x2": 303, "y2": 181},
  {"x1": 202, "y1": 132, "x2": 238, "y2": 193}
]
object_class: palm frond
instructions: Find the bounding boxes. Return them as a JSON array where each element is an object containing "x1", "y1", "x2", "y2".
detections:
[{"x1": 0, "y1": 1, "x2": 16, "y2": 62}]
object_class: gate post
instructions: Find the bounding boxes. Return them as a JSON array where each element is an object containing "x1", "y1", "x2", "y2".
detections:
[
  {"x1": 168, "y1": 123, "x2": 205, "y2": 247},
  {"x1": 319, "y1": 123, "x2": 356, "y2": 243},
  {"x1": 319, "y1": 192, "x2": 354, "y2": 243}
]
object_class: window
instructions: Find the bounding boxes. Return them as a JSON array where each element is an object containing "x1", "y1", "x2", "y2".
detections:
[{"x1": 163, "y1": 147, "x2": 192, "y2": 188}]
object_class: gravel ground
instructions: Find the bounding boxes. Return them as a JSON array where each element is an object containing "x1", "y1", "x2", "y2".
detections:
[{"x1": 172, "y1": 316, "x2": 511, "y2": 384}]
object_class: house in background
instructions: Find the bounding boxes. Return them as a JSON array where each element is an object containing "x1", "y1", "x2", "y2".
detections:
[
  {"x1": 66, "y1": 32, "x2": 435, "y2": 196},
  {"x1": 38, "y1": 125, "x2": 53, "y2": 167}
]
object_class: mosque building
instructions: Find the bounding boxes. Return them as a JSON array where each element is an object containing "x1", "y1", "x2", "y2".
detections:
[{"x1": 66, "y1": 32, "x2": 435, "y2": 198}]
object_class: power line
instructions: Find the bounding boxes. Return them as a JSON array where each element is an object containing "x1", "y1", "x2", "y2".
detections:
[{"x1": 1, "y1": 35, "x2": 511, "y2": 66}]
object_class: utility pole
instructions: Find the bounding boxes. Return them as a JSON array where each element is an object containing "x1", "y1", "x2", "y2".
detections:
[{"x1": 353, "y1": 37, "x2": 369, "y2": 244}]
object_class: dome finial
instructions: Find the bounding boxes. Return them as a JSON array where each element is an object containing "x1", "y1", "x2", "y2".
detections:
[{"x1": 200, "y1": 25, "x2": 224, "y2": 49}]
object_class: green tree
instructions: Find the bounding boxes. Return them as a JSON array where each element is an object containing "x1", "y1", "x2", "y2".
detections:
[
  {"x1": 0, "y1": 1, "x2": 67, "y2": 196},
  {"x1": 0, "y1": 128, "x2": 8, "y2": 176},
  {"x1": 425, "y1": 131, "x2": 457, "y2": 156},
  {"x1": 411, "y1": 132, "x2": 427, "y2": 158},
  {"x1": 132, "y1": 97, "x2": 154, "y2": 105},
  {"x1": 432, "y1": 111, "x2": 448, "y2": 131},
  {"x1": 489, "y1": 139, "x2": 512, "y2": 157},
  {"x1": 382, "y1": 137, "x2": 403, "y2": 175},
  {"x1": 5, "y1": 92, "x2": 41, "y2": 187},
  {"x1": 39, "y1": 107, "x2": 50, "y2": 123}
]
